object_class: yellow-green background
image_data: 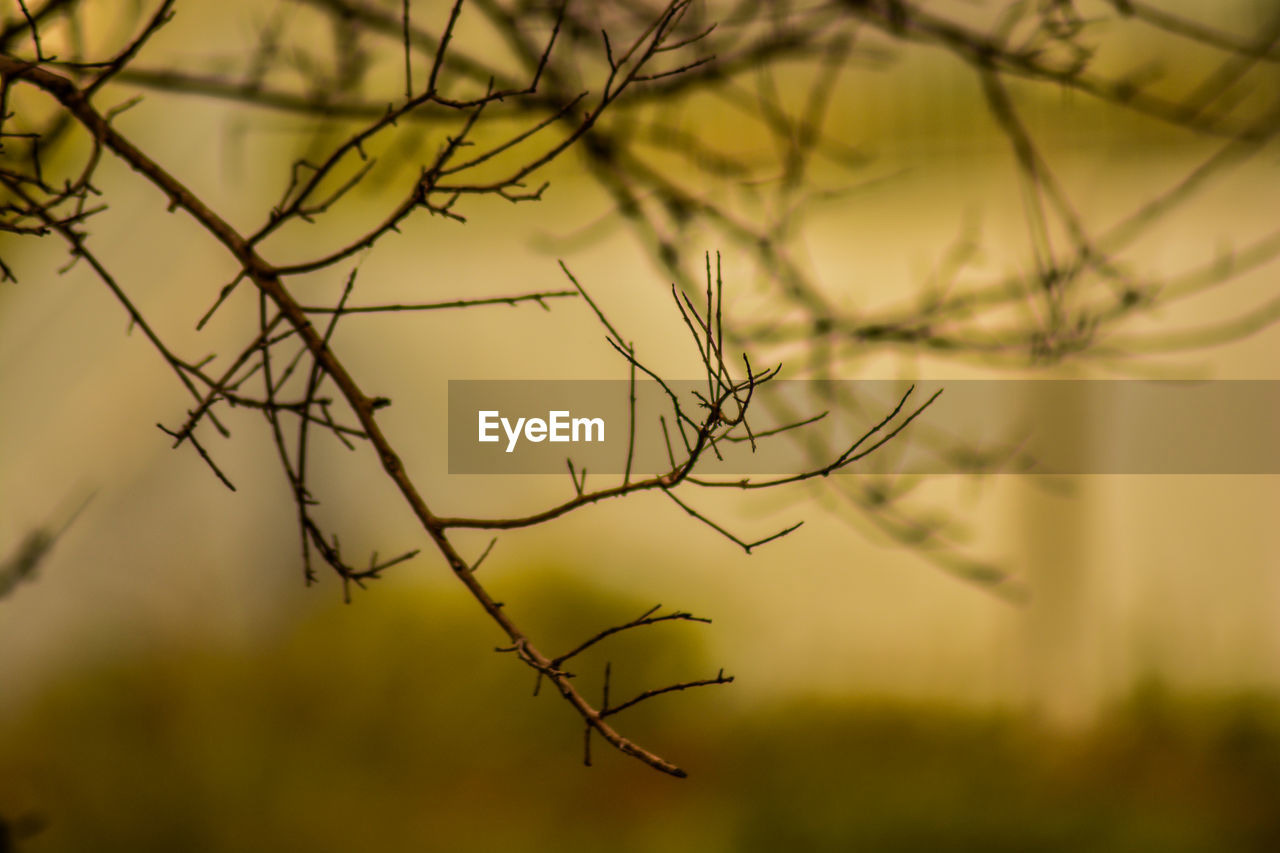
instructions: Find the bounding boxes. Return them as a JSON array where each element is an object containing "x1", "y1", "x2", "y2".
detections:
[{"x1": 2, "y1": 1, "x2": 1278, "y2": 848}]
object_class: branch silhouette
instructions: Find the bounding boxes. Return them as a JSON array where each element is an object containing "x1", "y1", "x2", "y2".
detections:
[{"x1": 3, "y1": 0, "x2": 1277, "y2": 775}]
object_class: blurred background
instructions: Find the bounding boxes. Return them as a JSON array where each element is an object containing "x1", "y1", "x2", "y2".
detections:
[{"x1": 1, "y1": 0, "x2": 1279, "y2": 849}]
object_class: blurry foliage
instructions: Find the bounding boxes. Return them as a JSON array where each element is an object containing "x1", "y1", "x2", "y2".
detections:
[{"x1": 2, "y1": 570, "x2": 1278, "y2": 852}]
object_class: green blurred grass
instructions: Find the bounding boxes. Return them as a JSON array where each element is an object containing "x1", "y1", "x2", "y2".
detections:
[{"x1": 2, "y1": 572, "x2": 1278, "y2": 852}]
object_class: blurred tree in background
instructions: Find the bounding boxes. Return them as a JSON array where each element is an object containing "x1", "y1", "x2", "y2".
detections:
[{"x1": 3, "y1": 578, "x2": 1280, "y2": 850}]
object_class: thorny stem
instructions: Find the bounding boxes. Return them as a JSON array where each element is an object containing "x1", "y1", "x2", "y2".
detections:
[{"x1": 0, "y1": 3, "x2": 723, "y2": 777}]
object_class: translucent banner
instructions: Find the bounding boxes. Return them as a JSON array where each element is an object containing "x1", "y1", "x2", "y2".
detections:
[{"x1": 448, "y1": 380, "x2": 1280, "y2": 475}]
